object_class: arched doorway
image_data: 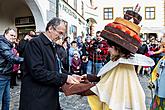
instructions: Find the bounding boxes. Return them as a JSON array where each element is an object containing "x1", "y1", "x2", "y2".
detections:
[{"x1": 0, "y1": 0, "x2": 44, "y2": 39}]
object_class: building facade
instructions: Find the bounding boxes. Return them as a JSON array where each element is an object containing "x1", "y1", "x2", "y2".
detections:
[
  {"x1": 58, "y1": 0, "x2": 86, "y2": 41},
  {"x1": 0, "y1": 0, "x2": 97, "y2": 40},
  {"x1": 94, "y1": 0, "x2": 165, "y2": 40}
]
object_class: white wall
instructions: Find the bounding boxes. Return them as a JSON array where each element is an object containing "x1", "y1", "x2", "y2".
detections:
[
  {"x1": 0, "y1": 0, "x2": 32, "y2": 34},
  {"x1": 59, "y1": 0, "x2": 86, "y2": 41},
  {"x1": 0, "y1": 17, "x2": 14, "y2": 34},
  {"x1": 94, "y1": 0, "x2": 165, "y2": 33},
  {"x1": 25, "y1": 0, "x2": 50, "y2": 32}
]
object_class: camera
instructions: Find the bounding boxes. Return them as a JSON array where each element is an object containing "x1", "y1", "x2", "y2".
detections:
[
  {"x1": 93, "y1": 42, "x2": 98, "y2": 49},
  {"x1": 92, "y1": 39, "x2": 99, "y2": 49}
]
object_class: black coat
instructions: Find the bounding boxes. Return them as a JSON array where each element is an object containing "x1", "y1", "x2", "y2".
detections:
[{"x1": 19, "y1": 33, "x2": 68, "y2": 110}]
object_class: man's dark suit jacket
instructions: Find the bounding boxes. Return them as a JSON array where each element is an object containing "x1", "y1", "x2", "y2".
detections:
[{"x1": 19, "y1": 33, "x2": 68, "y2": 110}]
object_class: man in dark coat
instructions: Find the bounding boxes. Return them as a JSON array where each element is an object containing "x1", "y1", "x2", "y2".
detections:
[{"x1": 19, "y1": 17, "x2": 81, "y2": 110}]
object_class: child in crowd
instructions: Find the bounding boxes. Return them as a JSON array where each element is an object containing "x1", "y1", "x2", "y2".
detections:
[
  {"x1": 69, "y1": 41, "x2": 80, "y2": 72},
  {"x1": 71, "y1": 51, "x2": 81, "y2": 75}
]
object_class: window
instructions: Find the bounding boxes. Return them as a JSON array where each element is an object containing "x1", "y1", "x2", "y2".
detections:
[
  {"x1": 70, "y1": 25, "x2": 77, "y2": 38},
  {"x1": 123, "y1": 7, "x2": 133, "y2": 14},
  {"x1": 74, "y1": 0, "x2": 77, "y2": 10},
  {"x1": 104, "y1": 8, "x2": 113, "y2": 20},
  {"x1": 145, "y1": 7, "x2": 155, "y2": 20}
]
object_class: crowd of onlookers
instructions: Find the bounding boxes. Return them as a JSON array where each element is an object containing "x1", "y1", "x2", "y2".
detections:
[
  {"x1": 4, "y1": 28, "x2": 165, "y2": 89},
  {"x1": 0, "y1": 25, "x2": 165, "y2": 109},
  {"x1": 136, "y1": 34, "x2": 165, "y2": 76},
  {"x1": 0, "y1": 27, "x2": 110, "y2": 90},
  {"x1": 52, "y1": 31, "x2": 110, "y2": 77}
]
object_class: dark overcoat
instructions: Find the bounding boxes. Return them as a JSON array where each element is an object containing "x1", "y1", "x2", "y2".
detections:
[{"x1": 19, "y1": 33, "x2": 68, "y2": 110}]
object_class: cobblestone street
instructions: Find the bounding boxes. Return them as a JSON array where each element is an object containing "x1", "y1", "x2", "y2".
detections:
[{"x1": 10, "y1": 75, "x2": 153, "y2": 110}]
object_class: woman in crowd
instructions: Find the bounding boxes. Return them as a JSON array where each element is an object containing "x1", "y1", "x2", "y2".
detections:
[{"x1": 150, "y1": 37, "x2": 165, "y2": 110}]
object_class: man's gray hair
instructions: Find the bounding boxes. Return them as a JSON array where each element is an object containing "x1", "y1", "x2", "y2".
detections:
[
  {"x1": 46, "y1": 17, "x2": 65, "y2": 31},
  {"x1": 4, "y1": 27, "x2": 16, "y2": 35}
]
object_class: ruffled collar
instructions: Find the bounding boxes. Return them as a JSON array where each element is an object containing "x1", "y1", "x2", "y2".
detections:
[{"x1": 97, "y1": 54, "x2": 155, "y2": 77}]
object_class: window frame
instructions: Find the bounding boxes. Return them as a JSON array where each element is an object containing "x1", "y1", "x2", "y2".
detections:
[
  {"x1": 145, "y1": 7, "x2": 156, "y2": 20},
  {"x1": 103, "y1": 7, "x2": 114, "y2": 20}
]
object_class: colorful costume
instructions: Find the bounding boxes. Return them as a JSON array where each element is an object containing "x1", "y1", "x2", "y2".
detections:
[
  {"x1": 150, "y1": 56, "x2": 165, "y2": 110},
  {"x1": 87, "y1": 5, "x2": 155, "y2": 110},
  {"x1": 88, "y1": 54, "x2": 154, "y2": 110}
]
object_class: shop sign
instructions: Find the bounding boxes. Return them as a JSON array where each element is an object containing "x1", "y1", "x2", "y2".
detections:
[
  {"x1": 15, "y1": 16, "x2": 35, "y2": 26},
  {"x1": 59, "y1": 2, "x2": 77, "y2": 19}
]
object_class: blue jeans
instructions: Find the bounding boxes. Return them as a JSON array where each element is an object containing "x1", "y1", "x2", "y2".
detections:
[
  {"x1": 0, "y1": 77, "x2": 10, "y2": 110},
  {"x1": 87, "y1": 60, "x2": 103, "y2": 75}
]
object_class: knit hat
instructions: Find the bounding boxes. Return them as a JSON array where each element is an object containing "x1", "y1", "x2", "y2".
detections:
[
  {"x1": 100, "y1": 4, "x2": 142, "y2": 53},
  {"x1": 73, "y1": 50, "x2": 79, "y2": 55}
]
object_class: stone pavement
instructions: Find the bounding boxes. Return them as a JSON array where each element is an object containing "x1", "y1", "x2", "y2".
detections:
[
  {"x1": 139, "y1": 75, "x2": 153, "y2": 109},
  {"x1": 10, "y1": 75, "x2": 153, "y2": 110}
]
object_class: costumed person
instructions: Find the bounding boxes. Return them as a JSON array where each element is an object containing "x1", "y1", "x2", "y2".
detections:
[
  {"x1": 87, "y1": 4, "x2": 155, "y2": 110},
  {"x1": 149, "y1": 36, "x2": 165, "y2": 110}
]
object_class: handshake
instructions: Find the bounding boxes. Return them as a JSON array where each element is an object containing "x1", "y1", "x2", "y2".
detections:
[
  {"x1": 66, "y1": 74, "x2": 87, "y2": 84},
  {"x1": 66, "y1": 74, "x2": 100, "y2": 84},
  {"x1": 62, "y1": 74, "x2": 100, "y2": 96}
]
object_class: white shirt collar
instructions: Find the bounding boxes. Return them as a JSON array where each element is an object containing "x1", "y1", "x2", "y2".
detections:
[{"x1": 44, "y1": 33, "x2": 52, "y2": 42}]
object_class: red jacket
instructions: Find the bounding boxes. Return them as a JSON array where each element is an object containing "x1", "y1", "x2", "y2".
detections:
[{"x1": 86, "y1": 39, "x2": 109, "y2": 63}]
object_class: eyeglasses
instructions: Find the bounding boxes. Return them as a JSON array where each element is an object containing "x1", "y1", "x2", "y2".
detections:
[
  {"x1": 10, "y1": 34, "x2": 16, "y2": 37},
  {"x1": 52, "y1": 26, "x2": 65, "y2": 37}
]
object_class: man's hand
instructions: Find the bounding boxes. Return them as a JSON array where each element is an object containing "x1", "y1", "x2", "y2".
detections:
[
  {"x1": 72, "y1": 74, "x2": 84, "y2": 82},
  {"x1": 81, "y1": 74, "x2": 90, "y2": 83},
  {"x1": 66, "y1": 75, "x2": 80, "y2": 84},
  {"x1": 24, "y1": 35, "x2": 32, "y2": 40},
  {"x1": 82, "y1": 74, "x2": 87, "y2": 79}
]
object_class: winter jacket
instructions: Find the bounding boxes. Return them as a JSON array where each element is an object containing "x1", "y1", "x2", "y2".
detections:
[{"x1": 0, "y1": 35, "x2": 23, "y2": 78}]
